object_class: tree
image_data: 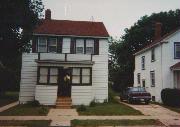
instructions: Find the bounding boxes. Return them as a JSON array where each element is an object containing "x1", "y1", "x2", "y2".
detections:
[
  {"x1": 0, "y1": 0, "x2": 44, "y2": 92},
  {"x1": 109, "y1": 9, "x2": 180, "y2": 92}
]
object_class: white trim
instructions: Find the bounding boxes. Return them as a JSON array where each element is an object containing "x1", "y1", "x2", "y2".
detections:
[{"x1": 33, "y1": 33, "x2": 109, "y2": 39}]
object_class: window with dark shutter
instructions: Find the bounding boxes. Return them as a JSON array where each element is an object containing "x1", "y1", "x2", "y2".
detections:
[
  {"x1": 94, "y1": 39, "x2": 99, "y2": 55},
  {"x1": 57, "y1": 37, "x2": 63, "y2": 53},
  {"x1": 70, "y1": 38, "x2": 75, "y2": 54},
  {"x1": 174, "y1": 42, "x2": 180, "y2": 59}
]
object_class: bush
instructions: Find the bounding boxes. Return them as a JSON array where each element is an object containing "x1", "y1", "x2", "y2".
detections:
[
  {"x1": 77, "y1": 105, "x2": 86, "y2": 112},
  {"x1": 161, "y1": 88, "x2": 180, "y2": 107},
  {"x1": 27, "y1": 100, "x2": 40, "y2": 107},
  {"x1": 38, "y1": 107, "x2": 48, "y2": 114},
  {"x1": 90, "y1": 100, "x2": 96, "y2": 107}
]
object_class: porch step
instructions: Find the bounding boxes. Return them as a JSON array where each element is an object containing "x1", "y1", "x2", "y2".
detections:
[{"x1": 56, "y1": 97, "x2": 72, "y2": 109}]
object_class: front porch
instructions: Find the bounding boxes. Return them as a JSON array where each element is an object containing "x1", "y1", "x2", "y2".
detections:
[{"x1": 170, "y1": 62, "x2": 180, "y2": 89}]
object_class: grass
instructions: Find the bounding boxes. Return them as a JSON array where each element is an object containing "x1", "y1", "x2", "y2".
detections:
[
  {"x1": 0, "y1": 120, "x2": 51, "y2": 127},
  {"x1": 76, "y1": 87, "x2": 142, "y2": 116},
  {"x1": 71, "y1": 119, "x2": 163, "y2": 127},
  {"x1": 0, "y1": 104, "x2": 50, "y2": 116},
  {"x1": 77, "y1": 102, "x2": 142, "y2": 116},
  {"x1": 0, "y1": 91, "x2": 19, "y2": 107}
]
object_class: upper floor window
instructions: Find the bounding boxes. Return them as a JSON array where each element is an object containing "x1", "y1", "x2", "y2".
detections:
[
  {"x1": 150, "y1": 71, "x2": 155, "y2": 87},
  {"x1": 86, "y1": 39, "x2": 94, "y2": 54},
  {"x1": 137, "y1": 73, "x2": 141, "y2": 84},
  {"x1": 76, "y1": 39, "x2": 84, "y2": 54},
  {"x1": 48, "y1": 38, "x2": 57, "y2": 52},
  {"x1": 38, "y1": 37, "x2": 47, "y2": 52},
  {"x1": 151, "y1": 48, "x2": 155, "y2": 62},
  {"x1": 174, "y1": 42, "x2": 180, "y2": 59},
  {"x1": 141, "y1": 56, "x2": 145, "y2": 70}
]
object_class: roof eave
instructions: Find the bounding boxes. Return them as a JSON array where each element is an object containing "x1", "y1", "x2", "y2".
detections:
[{"x1": 33, "y1": 33, "x2": 109, "y2": 39}]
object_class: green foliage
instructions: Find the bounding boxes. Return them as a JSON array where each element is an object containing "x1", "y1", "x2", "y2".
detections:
[
  {"x1": 27, "y1": 100, "x2": 40, "y2": 107},
  {"x1": 77, "y1": 105, "x2": 87, "y2": 112},
  {"x1": 161, "y1": 88, "x2": 180, "y2": 107},
  {"x1": 109, "y1": 9, "x2": 180, "y2": 92},
  {"x1": 38, "y1": 107, "x2": 49, "y2": 114},
  {"x1": 0, "y1": 0, "x2": 44, "y2": 92},
  {"x1": 89, "y1": 100, "x2": 96, "y2": 107}
]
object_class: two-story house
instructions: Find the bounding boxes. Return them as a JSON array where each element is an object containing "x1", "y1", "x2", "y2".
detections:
[
  {"x1": 19, "y1": 9, "x2": 109, "y2": 107},
  {"x1": 134, "y1": 22, "x2": 180, "y2": 102}
]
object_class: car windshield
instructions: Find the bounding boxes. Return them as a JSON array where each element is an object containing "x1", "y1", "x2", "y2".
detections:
[{"x1": 129, "y1": 87, "x2": 146, "y2": 92}]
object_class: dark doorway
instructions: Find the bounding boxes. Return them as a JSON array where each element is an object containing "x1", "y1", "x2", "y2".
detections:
[{"x1": 58, "y1": 68, "x2": 72, "y2": 97}]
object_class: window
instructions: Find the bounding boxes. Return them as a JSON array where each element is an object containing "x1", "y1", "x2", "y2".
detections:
[
  {"x1": 174, "y1": 42, "x2": 180, "y2": 59},
  {"x1": 62, "y1": 38, "x2": 71, "y2": 53},
  {"x1": 150, "y1": 71, "x2": 155, "y2": 87},
  {"x1": 72, "y1": 68, "x2": 91, "y2": 85},
  {"x1": 48, "y1": 38, "x2": 57, "y2": 52},
  {"x1": 142, "y1": 79, "x2": 145, "y2": 87},
  {"x1": 76, "y1": 39, "x2": 84, "y2": 54},
  {"x1": 72, "y1": 68, "x2": 81, "y2": 84},
  {"x1": 151, "y1": 48, "x2": 155, "y2": 62},
  {"x1": 38, "y1": 67, "x2": 58, "y2": 84},
  {"x1": 49, "y1": 68, "x2": 58, "y2": 83},
  {"x1": 141, "y1": 56, "x2": 145, "y2": 70},
  {"x1": 38, "y1": 37, "x2": 47, "y2": 52},
  {"x1": 39, "y1": 68, "x2": 48, "y2": 83},
  {"x1": 86, "y1": 39, "x2": 94, "y2": 54},
  {"x1": 82, "y1": 68, "x2": 91, "y2": 84},
  {"x1": 137, "y1": 73, "x2": 141, "y2": 84}
]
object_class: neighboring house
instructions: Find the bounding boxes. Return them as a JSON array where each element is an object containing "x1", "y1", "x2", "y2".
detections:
[
  {"x1": 134, "y1": 22, "x2": 180, "y2": 102},
  {"x1": 19, "y1": 9, "x2": 109, "y2": 106}
]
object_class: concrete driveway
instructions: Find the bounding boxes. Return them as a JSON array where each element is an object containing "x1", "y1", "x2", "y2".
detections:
[{"x1": 121, "y1": 101, "x2": 180, "y2": 127}]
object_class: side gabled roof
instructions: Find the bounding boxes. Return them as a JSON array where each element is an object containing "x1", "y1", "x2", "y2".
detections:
[
  {"x1": 33, "y1": 19, "x2": 109, "y2": 37},
  {"x1": 134, "y1": 27, "x2": 180, "y2": 55}
]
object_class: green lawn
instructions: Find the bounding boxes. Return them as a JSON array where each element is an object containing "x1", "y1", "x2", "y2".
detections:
[
  {"x1": 0, "y1": 120, "x2": 51, "y2": 127},
  {"x1": 77, "y1": 102, "x2": 142, "y2": 116},
  {"x1": 71, "y1": 119, "x2": 163, "y2": 127},
  {"x1": 0, "y1": 91, "x2": 18, "y2": 107},
  {"x1": 0, "y1": 104, "x2": 50, "y2": 116}
]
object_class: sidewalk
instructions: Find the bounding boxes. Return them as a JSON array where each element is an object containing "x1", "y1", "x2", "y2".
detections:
[{"x1": 0, "y1": 101, "x2": 18, "y2": 113}]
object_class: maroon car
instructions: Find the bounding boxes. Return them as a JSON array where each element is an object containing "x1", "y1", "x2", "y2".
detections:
[{"x1": 120, "y1": 87, "x2": 151, "y2": 104}]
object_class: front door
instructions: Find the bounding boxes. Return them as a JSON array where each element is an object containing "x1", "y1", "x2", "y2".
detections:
[{"x1": 58, "y1": 68, "x2": 71, "y2": 97}]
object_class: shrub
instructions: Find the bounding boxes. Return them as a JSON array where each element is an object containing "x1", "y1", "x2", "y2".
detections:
[
  {"x1": 27, "y1": 100, "x2": 40, "y2": 107},
  {"x1": 161, "y1": 88, "x2": 180, "y2": 107},
  {"x1": 38, "y1": 107, "x2": 48, "y2": 114},
  {"x1": 90, "y1": 100, "x2": 96, "y2": 107},
  {"x1": 77, "y1": 105, "x2": 86, "y2": 112}
]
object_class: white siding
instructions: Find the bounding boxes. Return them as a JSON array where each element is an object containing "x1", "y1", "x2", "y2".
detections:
[
  {"x1": 71, "y1": 86, "x2": 92, "y2": 105},
  {"x1": 134, "y1": 29, "x2": 180, "y2": 102},
  {"x1": 19, "y1": 53, "x2": 38, "y2": 103},
  {"x1": 35, "y1": 85, "x2": 58, "y2": 105},
  {"x1": 19, "y1": 38, "x2": 109, "y2": 105}
]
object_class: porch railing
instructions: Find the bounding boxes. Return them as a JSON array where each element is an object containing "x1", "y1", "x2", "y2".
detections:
[{"x1": 38, "y1": 53, "x2": 93, "y2": 62}]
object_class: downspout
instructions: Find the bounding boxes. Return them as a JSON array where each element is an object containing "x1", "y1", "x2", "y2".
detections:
[{"x1": 160, "y1": 43, "x2": 163, "y2": 90}]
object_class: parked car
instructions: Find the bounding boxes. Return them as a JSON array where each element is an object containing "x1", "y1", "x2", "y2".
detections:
[{"x1": 120, "y1": 87, "x2": 151, "y2": 104}]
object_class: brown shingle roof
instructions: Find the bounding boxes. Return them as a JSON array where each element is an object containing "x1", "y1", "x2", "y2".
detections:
[
  {"x1": 170, "y1": 62, "x2": 180, "y2": 70},
  {"x1": 33, "y1": 19, "x2": 109, "y2": 37}
]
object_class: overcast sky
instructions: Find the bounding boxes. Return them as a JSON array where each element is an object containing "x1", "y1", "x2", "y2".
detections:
[{"x1": 43, "y1": 0, "x2": 179, "y2": 37}]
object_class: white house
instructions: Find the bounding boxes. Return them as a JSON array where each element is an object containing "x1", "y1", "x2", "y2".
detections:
[
  {"x1": 134, "y1": 22, "x2": 180, "y2": 102},
  {"x1": 19, "y1": 9, "x2": 109, "y2": 107}
]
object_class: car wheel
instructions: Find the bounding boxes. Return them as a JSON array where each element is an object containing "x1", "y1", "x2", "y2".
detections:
[{"x1": 145, "y1": 100, "x2": 150, "y2": 105}]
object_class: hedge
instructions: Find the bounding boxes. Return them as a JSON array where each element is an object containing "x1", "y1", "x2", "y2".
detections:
[{"x1": 161, "y1": 88, "x2": 180, "y2": 107}]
